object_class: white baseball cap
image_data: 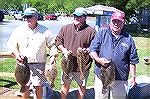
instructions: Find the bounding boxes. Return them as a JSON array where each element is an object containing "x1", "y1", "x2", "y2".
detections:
[
  {"x1": 73, "y1": 7, "x2": 87, "y2": 16},
  {"x1": 23, "y1": 8, "x2": 38, "y2": 16}
]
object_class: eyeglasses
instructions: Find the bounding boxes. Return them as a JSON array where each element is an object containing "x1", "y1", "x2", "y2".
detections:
[
  {"x1": 24, "y1": 15, "x2": 34, "y2": 19},
  {"x1": 112, "y1": 19, "x2": 123, "y2": 26}
]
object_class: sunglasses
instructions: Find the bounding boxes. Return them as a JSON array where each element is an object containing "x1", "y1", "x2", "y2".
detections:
[{"x1": 24, "y1": 15, "x2": 34, "y2": 19}]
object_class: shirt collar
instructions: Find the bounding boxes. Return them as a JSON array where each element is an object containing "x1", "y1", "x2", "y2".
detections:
[{"x1": 74, "y1": 22, "x2": 88, "y2": 31}]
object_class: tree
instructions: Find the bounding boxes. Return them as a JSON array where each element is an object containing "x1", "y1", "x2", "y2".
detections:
[{"x1": 1, "y1": 0, "x2": 150, "y2": 18}]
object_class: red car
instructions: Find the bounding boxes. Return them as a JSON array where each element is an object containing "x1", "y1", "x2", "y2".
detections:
[{"x1": 44, "y1": 14, "x2": 57, "y2": 20}]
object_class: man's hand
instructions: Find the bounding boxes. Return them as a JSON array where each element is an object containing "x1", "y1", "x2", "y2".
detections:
[
  {"x1": 77, "y1": 47, "x2": 88, "y2": 54},
  {"x1": 96, "y1": 57, "x2": 111, "y2": 67},
  {"x1": 130, "y1": 77, "x2": 136, "y2": 87},
  {"x1": 50, "y1": 56, "x2": 56, "y2": 65},
  {"x1": 80, "y1": 73, "x2": 85, "y2": 80},
  {"x1": 14, "y1": 52, "x2": 24, "y2": 63},
  {"x1": 62, "y1": 48, "x2": 70, "y2": 58}
]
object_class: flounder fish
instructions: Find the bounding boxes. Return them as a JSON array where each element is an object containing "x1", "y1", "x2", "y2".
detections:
[
  {"x1": 77, "y1": 48, "x2": 89, "y2": 80},
  {"x1": 100, "y1": 60, "x2": 115, "y2": 94},
  {"x1": 15, "y1": 56, "x2": 30, "y2": 93},
  {"x1": 61, "y1": 51, "x2": 74, "y2": 79},
  {"x1": 45, "y1": 63, "x2": 58, "y2": 88},
  {"x1": 77, "y1": 48, "x2": 86, "y2": 80}
]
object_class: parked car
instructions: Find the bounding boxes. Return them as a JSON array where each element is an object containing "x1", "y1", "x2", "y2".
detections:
[
  {"x1": 0, "y1": 10, "x2": 4, "y2": 22},
  {"x1": 1, "y1": 9, "x2": 9, "y2": 15},
  {"x1": 9, "y1": 9, "x2": 18, "y2": 16},
  {"x1": 44, "y1": 14, "x2": 57, "y2": 20},
  {"x1": 14, "y1": 12, "x2": 23, "y2": 20},
  {"x1": 37, "y1": 13, "x2": 44, "y2": 20},
  {"x1": 54, "y1": 11, "x2": 67, "y2": 17}
]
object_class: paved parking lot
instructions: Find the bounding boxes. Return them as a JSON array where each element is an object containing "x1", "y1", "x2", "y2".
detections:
[{"x1": 0, "y1": 17, "x2": 95, "y2": 51}]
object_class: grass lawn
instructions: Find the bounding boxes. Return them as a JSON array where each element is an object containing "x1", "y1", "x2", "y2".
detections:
[
  {"x1": 0, "y1": 36, "x2": 149, "y2": 90},
  {"x1": 133, "y1": 37, "x2": 150, "y2": 76},
  {"x1": 0, "y1": 53, "x2": 94, "y2": 90}
]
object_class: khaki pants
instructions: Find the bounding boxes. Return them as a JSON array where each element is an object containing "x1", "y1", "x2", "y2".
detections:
[{"x1": 94, "y1": 75, "x2": 128, "y2": 99}]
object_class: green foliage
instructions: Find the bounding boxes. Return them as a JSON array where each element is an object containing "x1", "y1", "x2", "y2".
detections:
[
  {"x1": 32, "y1": 1, "x2": 48, "y2": 14},
  {"x1": 0, "y1": 58, "x2": 16, "y2": 72},
  {"x1": 1, "y1": 0, "x2": 150, "y2": 18},
  {"x1": 1, "y1": 0, "x2": 94, "y2": 15}
]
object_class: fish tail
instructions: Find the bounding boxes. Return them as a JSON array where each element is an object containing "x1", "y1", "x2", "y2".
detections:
[{"x1": 20, "y1": 86, "x2": 26, "y2": 93}]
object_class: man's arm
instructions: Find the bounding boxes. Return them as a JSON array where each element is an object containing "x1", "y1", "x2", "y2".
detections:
[
  {"x1": 7, "y1": 31, "x2": 24, "y2": 63},
  {"x1": 130, "y1": 64, "x2": 136, "y2": 86},
  {"x1": 129, "y1": 36, "x2": 139, "y2": 86}
]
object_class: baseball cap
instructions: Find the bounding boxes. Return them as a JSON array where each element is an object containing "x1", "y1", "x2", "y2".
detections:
[
  {"x1": 73, "y1": 7, "x2": 87, "y2": 16},
  {"x1": 111, "y1": 11, "x2": 125, "y2": 22},
  {"x1": 23, "y1": 8, "x2": 38, "y2": 16}
]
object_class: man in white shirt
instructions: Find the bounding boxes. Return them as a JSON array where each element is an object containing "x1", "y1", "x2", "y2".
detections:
[{"x1": 7, "y1": 8, "x2": 58, "y2": 99}]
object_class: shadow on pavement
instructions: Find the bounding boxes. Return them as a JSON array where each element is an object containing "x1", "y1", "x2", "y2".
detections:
[{"x1": 0, "y1": 79, "x2": 17, "y2": 88}]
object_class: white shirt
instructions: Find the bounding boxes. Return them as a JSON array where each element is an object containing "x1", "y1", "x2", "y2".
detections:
[{"x1": 7, "y1": 23, "x2": 57, "y2": 63}]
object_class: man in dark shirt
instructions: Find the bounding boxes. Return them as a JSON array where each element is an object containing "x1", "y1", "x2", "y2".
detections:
[
  {"x1": 89, "y1": 10, "x2": 139, "y2": 99},
  {"x1": 55, "y1": 7, "x2": 95, "y2": 99}
]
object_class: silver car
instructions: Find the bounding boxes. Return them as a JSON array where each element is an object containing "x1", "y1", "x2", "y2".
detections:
[{"x1": 14, "y1": 12, "x2": 23, "y2": 20}]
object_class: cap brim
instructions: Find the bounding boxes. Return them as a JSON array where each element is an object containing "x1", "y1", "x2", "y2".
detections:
[
  {"x1": 73, "y1": 12, "x2": 84, "y2": 16},
  {"x1": 23, "y1": 12, "x2": 34, "y2": 16}
]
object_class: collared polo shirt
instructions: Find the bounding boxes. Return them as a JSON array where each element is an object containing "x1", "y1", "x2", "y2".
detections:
[
  {"x1": 7, "y1": 23, "x2": 57, "y2": 63},
  {"x1": 89, "y1": 27, "x2": 139, "y2": 81},
  {"x1": 55, "y1": 23, "x2": 96, "y2": 71}
]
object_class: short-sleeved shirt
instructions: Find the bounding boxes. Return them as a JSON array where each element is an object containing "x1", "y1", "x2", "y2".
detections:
[
  {"x1": 89, "y1": 27, "x2": 139, "y2": 81},
  {"x1": 7, "y1": 23, "x2": 57, "y2": 63},
  {"x1": 55, "y1": 23, "x2": 96, "y2": 72}
]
